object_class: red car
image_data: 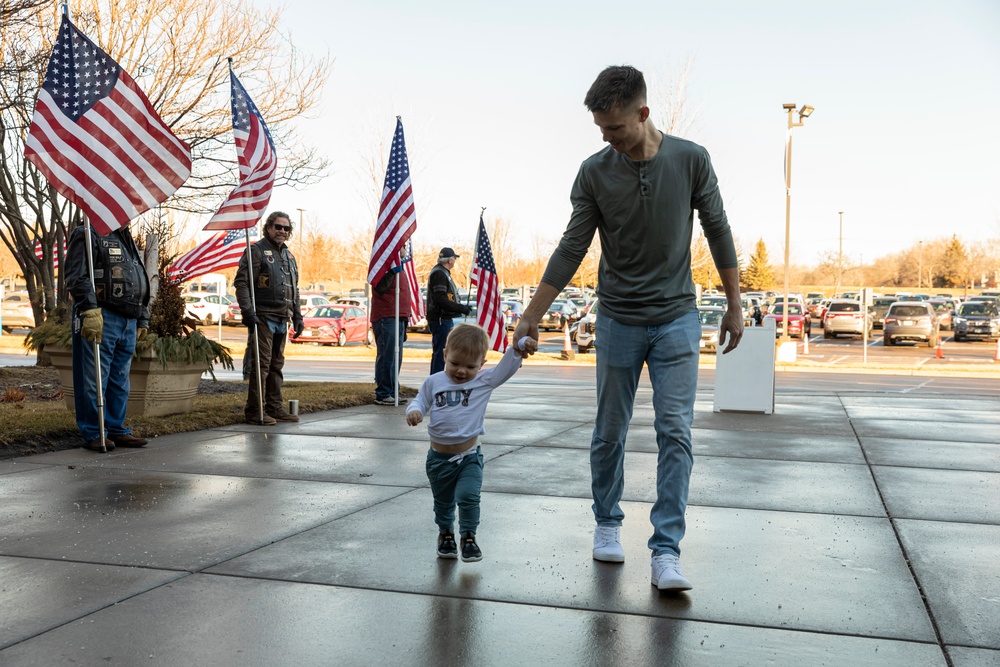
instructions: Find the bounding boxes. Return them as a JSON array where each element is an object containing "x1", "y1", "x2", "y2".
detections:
[
  {"x1": 289, "y1": 305, "x2": 372, "y2": 347},
  {"x1": 762, "y1": 302, "x2": 811, "y2": 338}
]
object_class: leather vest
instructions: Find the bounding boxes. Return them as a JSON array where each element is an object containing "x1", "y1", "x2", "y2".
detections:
[
  {"x1": 252, "y1": 238, "x2": 298, "y2": 312},
  {"x1": 92, "y1": 229, "x2": 149, "y2": 319}
]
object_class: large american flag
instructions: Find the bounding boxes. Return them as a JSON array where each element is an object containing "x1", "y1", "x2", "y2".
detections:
[
  {"x1": 398, "y1": 239, "x2": 425, "y2": 326},
  {"x1": 166, "y1": 227, "x2": 259, "y2": 282},
  {"x1": 471, "y1": 215, "x2": 507, "y2": 352},
  {"x1": 24, "y1": 15, "x2": 191, "y2": 236},
  {"x1": 204, "y1": 69, "x2": 276, "y2": 230},
  {"x1": 368, "y1": 118, "x2": 416, "y2": 286}
]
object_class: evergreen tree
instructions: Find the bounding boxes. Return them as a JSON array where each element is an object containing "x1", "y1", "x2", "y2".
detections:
[
  {"x1": 742, "y1": 238, "x2": 775, "y2": 290},
  {"x1": 938, "y1": 235, "x2": 969, "y2": 288}
]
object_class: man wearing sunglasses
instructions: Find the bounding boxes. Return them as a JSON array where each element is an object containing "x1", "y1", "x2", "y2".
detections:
[{"x1": 234, "y1": 211, "x2": 304, "y2": 425}]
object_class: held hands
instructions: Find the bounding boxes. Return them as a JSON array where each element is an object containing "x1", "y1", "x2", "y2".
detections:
[
  {"x1": 512, "y1": 320, "x2": 539, "y2": 359},
  {"x1": 406, "y1": 411, "x2": 423, "y2": 426},
  {"x1": 513, "y1": 335, "x2": 537, "y2": 355},
  {"x1": 80, "y1": 309, "x2": 104, "y2": 344},
  {"x1": 718, "y1": 309, "x2": 745, "y2": 354}
]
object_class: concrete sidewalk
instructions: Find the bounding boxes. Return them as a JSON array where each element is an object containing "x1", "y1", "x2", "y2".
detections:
[{"x1": 1, "y1": 373, "x2": 998, "y2": 665}]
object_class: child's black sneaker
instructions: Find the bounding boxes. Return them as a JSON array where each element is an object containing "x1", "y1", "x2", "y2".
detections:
[
  {"x1": 460, "y1": 531, "x2": 482, "y2": 562},
  {"x1": 437, "y1": 530, "x2": 458, "y2": 559}
]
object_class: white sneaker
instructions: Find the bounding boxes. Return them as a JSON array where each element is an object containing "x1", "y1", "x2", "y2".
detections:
[
  {"x1": 651, "y1": 553, "x2": 692, "y2": 591},
  {"x1": 592, "y1": 525, "x2": 625, "y2": 562}
]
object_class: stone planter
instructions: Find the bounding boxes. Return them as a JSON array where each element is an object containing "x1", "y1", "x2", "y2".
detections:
[{"x1": 45, "y1": 344, "x2": 207, "y2": 417}]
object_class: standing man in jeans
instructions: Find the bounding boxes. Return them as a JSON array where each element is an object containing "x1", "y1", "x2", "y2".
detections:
[
  {"x1": 426, "y1": 247, "x2": 471, "y2": 374},
  {"x1": 64, "y1": 224, "x2": 151, "y2": 451},
  {"x1": 371, "y1": 268, "x2": 411, "y2": 405},
  {"x1": 234, "y1": 211, "x2": 303, "y2": 425},
  {"x1": 513, "y1": 65, "x2": 743, "y2": 592}
]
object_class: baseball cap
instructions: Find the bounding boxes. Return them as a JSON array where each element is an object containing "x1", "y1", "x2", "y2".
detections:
[{"x1": 438, "y1": 247, "x2": 460, "y2": 259}]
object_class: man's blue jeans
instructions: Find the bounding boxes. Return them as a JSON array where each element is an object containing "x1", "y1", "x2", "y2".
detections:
[
  {"x1": 373, "y1": 316, "x2": 406, "y2": 399},
  {"x1": 590, "y1": 309, "x2": 701, "y2": 558},
  {"x1": 71, "y1": 306, "x2": 136, "y2": 441},
  {"x1": 428, "y1": 317, "x2": 454, "y2": 375}
]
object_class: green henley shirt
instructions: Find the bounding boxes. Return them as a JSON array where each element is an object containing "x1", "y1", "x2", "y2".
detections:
[{"x1": 541, "y1": 132, "x2": 738, "y2": 326}]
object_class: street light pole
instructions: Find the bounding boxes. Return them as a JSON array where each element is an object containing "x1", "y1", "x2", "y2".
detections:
[
  {"x1": 781, "y1": 103, "x2": 814, "y2": 344},
  {"x1": 918, "y1": 240, "x2": 923, "y2": 290},
  {"x1": 836, "y1": 211, "x2": 844, "y2": 297}
]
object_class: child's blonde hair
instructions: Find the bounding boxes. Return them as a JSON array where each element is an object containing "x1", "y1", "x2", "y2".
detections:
[{"x1": 445, "y1": 324, "x2": 489, "y2": 361}]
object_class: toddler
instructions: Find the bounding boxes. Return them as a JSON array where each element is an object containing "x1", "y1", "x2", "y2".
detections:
[{"x1": 406, "y1": 324, "x2": 536, "y2": 561}]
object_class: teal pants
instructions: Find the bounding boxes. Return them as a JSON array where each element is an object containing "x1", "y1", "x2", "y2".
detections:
[{"x1": 426, "y1": 447, "x2": 484, "y2": 534}]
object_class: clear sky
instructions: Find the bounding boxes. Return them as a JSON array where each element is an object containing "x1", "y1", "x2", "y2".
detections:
[{"x1": 254, "y1": 0, "x2": 1000, "y2": 267}]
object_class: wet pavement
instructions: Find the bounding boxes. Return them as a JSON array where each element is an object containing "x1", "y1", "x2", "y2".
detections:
[{"x1": 1, "y1": 371, "x2": 999, "y2": 666}]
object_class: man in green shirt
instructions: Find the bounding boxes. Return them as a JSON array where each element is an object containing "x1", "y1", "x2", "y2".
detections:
[{"x1": 514, "y1": 65, "x2": 743, "y2": 592}]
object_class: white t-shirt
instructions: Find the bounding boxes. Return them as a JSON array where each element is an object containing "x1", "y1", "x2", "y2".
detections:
[{"x1": 407, "y1": 346, "x2": 523, "y2": 445}]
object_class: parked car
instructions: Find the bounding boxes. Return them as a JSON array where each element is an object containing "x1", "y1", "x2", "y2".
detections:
[
  {"x1": 540, "y1": 301, "x2": 578, "y2": 331},
  {"x1": 501, "y1": 300, "x2": 524, "y2": 330},
  {"x1": 926, "y1": 299, "x2": 954, "y2": 331},
  {"x1": 1, "y1": 291, "x2": 36, "y2": 332},
  {"x1": 823, "y1": 300, "x2": 870, "y2": 339},
  {"x1": 225, "y1": 301, "x2": 243, "y2": 326},
  {"x1": 575, "y1": 299, "x2": 598, "y2": 353},
  {"x1": 762, "y1": 302, "x2": 811, "y2": 338},
  {"x1": 300, "y1": 292, "x2": 332, "y2": 315},
  {"x1": 698, "y1": 306, "x2": 725, "y2": 352},
  {"x1": 869, "y1": 297, "x2": 896, "y2": 330},
  {"x1": 952, "y1": 301, "x2": 1000, "y2": 342},
  {"x1": 288, "y1": 305, "x2": 372, "y2": 346},
  {"x1": 183, "y1": 293, "x2": 230, "y2": 325},
  {"x1": 883, "y1": 301, "x2": 939, "y2": 347}
]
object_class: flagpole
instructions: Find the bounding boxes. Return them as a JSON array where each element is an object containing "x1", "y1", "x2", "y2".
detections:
[
  {"x1": 228, "y1": 57, "x2": 265, "y2": 425},
  {"x1": 466, "y1": 207, "x2": 485, "y2": 309},
  {"x1": 393, "y1": 266, "x2": 400, "y2": 406},
  {"x1": 82, "y1": 221, "x2": 107, "y2": 453}
]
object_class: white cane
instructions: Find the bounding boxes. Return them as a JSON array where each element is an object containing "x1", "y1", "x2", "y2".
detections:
[{"x1": 82, "y1": 224, "x2": 107, "y2": 452}]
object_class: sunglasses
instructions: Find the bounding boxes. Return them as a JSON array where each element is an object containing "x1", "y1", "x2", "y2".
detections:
[{"x1": 272, "y1": 224, "x2": 292, "y2": 231}]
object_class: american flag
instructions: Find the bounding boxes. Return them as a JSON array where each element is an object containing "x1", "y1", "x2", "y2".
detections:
[
  {"x1": 471, "y1": 215, "x2": 507, "y2": 352},
  {"x1": 398, "y1": 239, "x2": 425, "y2": 326},
  {"x1": 24, "y1": 15, "x2": 191, "y2": 236},
  {"x1": 166, "y1": 227, "x2": 258, "y2": 282},
  {"x1": 34, "y1": 239, "x2": 67, "y2": 269},
  {"x1": 368, "y1": 118, "x2": 416, "y2": 286},
  {"x1": 204, "y1": 69, "x2": 276, "y2": 230}
]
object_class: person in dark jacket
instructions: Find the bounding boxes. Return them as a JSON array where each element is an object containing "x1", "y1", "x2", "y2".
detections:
[
  {"x1": 371, "y1": 269, "x2": 410, "y2": 405},
  {"x1": 64, "y1": 224, "x2": 151, "y2": 452},
  {"x1": 426, "y1": 247, "x2": 471, "y2": 374},
  {"x1": 234, "y1": 211, "x2": 303, "y2": 425}
]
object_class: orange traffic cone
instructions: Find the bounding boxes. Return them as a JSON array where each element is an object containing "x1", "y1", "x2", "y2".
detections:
[
  {"x1": 561, "y1": 320, "x2": 575, "y2": 360},
  {"x1": 801, "y1": 332, "x2": 809, "y2": 355},
  {"x1": 935, "y1": 338, "x2": 944, "y2": 359}
]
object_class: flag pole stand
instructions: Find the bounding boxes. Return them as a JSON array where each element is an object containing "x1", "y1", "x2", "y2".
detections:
[
  {"x1": 82, "y1": 223, "x2": 107, "y2": 452},
  {"x1": 243, "y1": 232, "x2": 265, "y2": 424}
]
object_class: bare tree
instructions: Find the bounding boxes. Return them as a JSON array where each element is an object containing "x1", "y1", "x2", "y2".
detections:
[
  {"x1": 650, "y1": 56, "x2": 702, "y2": 138},
  {"x1": 484, "y1": 214, "x2": 516, "y2": 285},
  {"x1": 0, "y1": 0, "x2": 330, "y2": 326}
]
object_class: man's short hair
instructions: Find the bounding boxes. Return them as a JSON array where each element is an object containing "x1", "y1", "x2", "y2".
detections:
[
  {"x1": 584, "y1": 65, "x2": 647, "y2": 113},
  {"x1": 445, "y1": 324, "x2": 489, "y2": 361},
  {"x1": 264, "y1": 211, "x2": 292, "y2": 236}
]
